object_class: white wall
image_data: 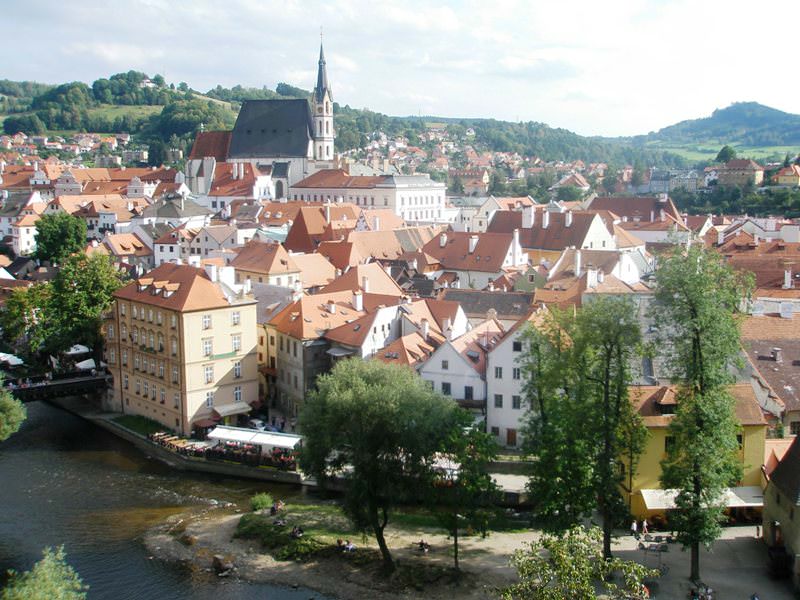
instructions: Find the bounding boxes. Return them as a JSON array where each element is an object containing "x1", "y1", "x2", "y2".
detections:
[{"x1": 486, "y1": 327, "x2": 527, "y2": 447}]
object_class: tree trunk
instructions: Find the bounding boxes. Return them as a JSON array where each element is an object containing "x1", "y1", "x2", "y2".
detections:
[
  {"x1": 691, "y1": 541, "x2": 700, "y2": 581},
  {"x1": 453, "y1": 522, "x2": 459, "y2": 572},
  {"x1": 370, "y1": 505, "x2": 394, "y2": 573},
  {"x1": 602, "y1": 515, "x2": 612, "y2": 560}
]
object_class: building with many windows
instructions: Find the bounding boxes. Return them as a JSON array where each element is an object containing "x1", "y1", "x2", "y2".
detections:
[{"x1": 107, "y1": 263, "x2": 258, "y2": 435}]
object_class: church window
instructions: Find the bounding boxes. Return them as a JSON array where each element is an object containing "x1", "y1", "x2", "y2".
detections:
[
  {"x1": 318, "y1": 122, "x2": 322, "y2": 135},
  {"x1": 325, "y1": 121, "x2": 330, "y2": 134},
  {"x1": 327, "y1": 146, "x2": 331, "y2": 157}
]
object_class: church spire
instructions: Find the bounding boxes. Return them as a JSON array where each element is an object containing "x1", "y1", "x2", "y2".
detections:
[{"x1": 315, "y1": 42, "x2": 331, "y2": 103}]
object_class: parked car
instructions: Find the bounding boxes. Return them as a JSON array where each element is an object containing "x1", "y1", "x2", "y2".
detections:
[{"x1": 248, "y1": 419, "x2": 267, "y2": 431}]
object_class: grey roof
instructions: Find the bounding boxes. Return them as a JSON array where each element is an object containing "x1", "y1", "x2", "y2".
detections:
[
  {"x1": 6, "y1": 256, "x2": 36, "y2": 278},
  {"x1": 271, "y1": 161, "x2": 290, "y2": 179},
  {"x1": 314, "y1": 43, "x2": 332, "y2": 102},
  {"x1": 228, "y1": 100, "x2": 313, "y2": 159},
  {"x1": 0, "y1": 192, "x2": 31, "y2": 217},
  {"x1": 136, "y1": 222, "x2": 173, "y2": 241},
  {"x1": 770, "y1": 437, "x2": 800, "y2": 504},
  {"x1": 251, "y1": 283, "x2": 294, "y2": 325},
  {"x1": 441, "y1": 289, "x2": 534, "y2": 318},
  {"x1": 380, "y1": 174, "x2": 445, "y2": 188},
  {"x1": 140, "y1": 195, "x2": 211, "y2": 219}
]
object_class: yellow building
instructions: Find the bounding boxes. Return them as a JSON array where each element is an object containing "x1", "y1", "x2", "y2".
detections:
[
  {"x1": 107, "y1": 263, "x2": 258, "y2": 436},
  {"x1": 775, "y1": 165, "x2": 800, "y2": 187},
  {"x1": 624, "y1": 384, "x2": 767, "y2": 519}
]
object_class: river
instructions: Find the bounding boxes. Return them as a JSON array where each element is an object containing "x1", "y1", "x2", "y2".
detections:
[{"x1": 0, "y1": 401, "x2": 328, "y2": 599}]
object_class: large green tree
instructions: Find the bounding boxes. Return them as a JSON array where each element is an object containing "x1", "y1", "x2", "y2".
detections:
[
  {"x1": 715, "y1": 144, "x2": 737, "y2": 163},
  {"x1": 33, "y1": 213, "x2": 87, "y2": 264},
  {"x1": 0, "y1": 385, "x2": 26, "y2": 442},
  {"x1": 521, "y1": 299, "x2": 645, "y2": 557},
  {"x1": 502, "y1": 526, "x2": 657, "y2": 600},
  {"x1": 2, "y1": 546, "x2": 87, "y2": 600},
  {"x1": 49, "y1": 254, "x2": 125, "y2": 360},
  {"x1": 0, "y1": 283, "x2": 54, "y2": 362},
  {"x1": 298, "y1": 359, "x2": 464, "y2": 572},
  {"x1": 431, "y1": 424, "x2": 500, "y2": 572},
  {"x1": 654, "y1": 244, "x2": 753, "y2": 581}
]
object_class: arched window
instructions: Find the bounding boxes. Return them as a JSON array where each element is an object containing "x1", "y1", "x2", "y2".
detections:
[
  {"x1": 325, "y1": 102, "x2": 330, "y2": 113},
  {"x1": 318, "y1": 121, "x2": 322, "y2": 135},
  {"x1": 325, "y1": 121, "x2": 329, "y2": 134},
  {"x1": 132, "y1": 328, "x2": 138, "y2": 344}
]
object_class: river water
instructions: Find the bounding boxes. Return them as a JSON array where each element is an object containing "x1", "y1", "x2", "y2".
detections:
[{"x1": 0, "y1": 401, "x2": 327, "y2": 599}]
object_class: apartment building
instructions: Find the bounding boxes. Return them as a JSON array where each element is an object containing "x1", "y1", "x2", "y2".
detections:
[{"x1": 107, "y1": 263, "x2": 258, "y2": 436}]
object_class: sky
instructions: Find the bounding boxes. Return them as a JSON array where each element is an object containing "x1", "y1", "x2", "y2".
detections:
[{"x1": 4, "y1": 0, "x2": 799, "y2": 137}]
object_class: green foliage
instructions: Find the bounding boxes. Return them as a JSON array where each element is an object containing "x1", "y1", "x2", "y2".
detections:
[
  {"x1": 653, "y1": 244, "x2": 754, "y2": 581},
  {"x1": 502, "y1": 526, "x2": 656, "y2": 600},
  {"x1": 715, "y1": 144, "x2": 737, "y2": 163},
  {"x1": 431, "y1": 425, "x2": 501, "y2": 571},
  {"x1": 2, "y1": 114, "x2": 46, "y2": 135},
  {"x1": 250, "y1": 492, "x2": 274, "y2": 512},
  {"x1": 556, "y1": 185, "x2": 583, "y2": 201},
  {"x1": 0, "y1": 284, "x2": 53, "y2": 361},
  {"x1": 2, "y1": 546, "x2": 87, "y2": 600},
  {"x1": 298, "y1": 359, "x2": 465, "y2": 571},
  {"x1": 520, "y1": 299, "x2": 645, "y2": 557},
  {"x1": 273, "y1": 536, "x2": 326, "y2": 561},
  {"x1": 34, "y1": 213, "x2": 87, "y2": 265},
  {"x1": 112, "y1": 415, "x2": 170, "y2": 437},
  {"x1": 672, "y1": 185, "x2": 800, "y2": 219},
  {"x1": 234, "y1": 513, "x2": 325, "y2": 561},
  {"x1": 151, "y1": 99, "x2": 235, "y2": 139},
  {"x1": 0, "y1": 387, "x2": 26, "y2": 442},
  {"x1": 0, "y1": 79, "x2": 53, "y2": 99}
]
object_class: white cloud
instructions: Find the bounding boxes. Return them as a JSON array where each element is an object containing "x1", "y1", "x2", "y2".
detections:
[{"x1": 3, "y1": 0, "x2": 798, "y2": 136}]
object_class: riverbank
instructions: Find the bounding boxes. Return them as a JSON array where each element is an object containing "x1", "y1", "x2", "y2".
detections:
[{"x1": 144, "y1": 506, "x2": 531, "y2": 600}]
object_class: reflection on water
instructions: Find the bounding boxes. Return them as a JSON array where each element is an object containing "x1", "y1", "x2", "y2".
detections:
[{"x1": 0, "y1": 401, "x2": 326, "y2": 599}]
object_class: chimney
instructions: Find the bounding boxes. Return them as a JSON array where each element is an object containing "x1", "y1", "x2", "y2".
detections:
[
  {"x1": 754, "y1": 234, "x2": 760, "y2": 246},
  {"x1": 522, "y1": 205, "x2": 535, "y2": 228},
  {"x1": 362, "y1": 275, "x2": 370, "y2": 293},
  {"x1": 597, "y1": 269, "x2": 605, "y2": 283},
  {"x1": 772, "y1": 347, "x2": 783, "y2": 363},
  {"x1": 439, "y1": 232, "x2": 448, "y2": 247},
  {"x1": 443, "y1": 316, "x2": 451, "y2": 335},
  {"x1": 488, "y1": 279, "x2": 495, "y2": 292},
  {"x1": 717, "y1": 229, "x2": 725, "y2": 246},
  {"x1": 512, "y1": 229, "x2": 520, "y2": 265},
  {"x1": 575, "y1": 249, "x2": 582, "y2": 278},
  {"x1": 565, "y1": 210, "x2": 573, "y2": 227},
  {"x1": 587, "y1": 265, "x2": 598, "y2": 289},
  {"x1": 784, "y1": 268, "x2": 793, "y2": 289},
  {"x1": 373, "y1": 216, "x2": 380, "y2": 230},
  {"x1": 660, "y1": 209, "x2": 665, "y2": 222},
  {"x1": 410, "y1": 258, "x2": 418, "y2": 272},
  {"x1": 420, "y1": 318, "x2": 429, "y2": 340},
  {"x1": 325, "y1": 203, "x2": 331, "y2": 223},
  {"x1": 542, "y1": 211, "x2": 550, "y2": 229},
  {"x1": 468, "y1": 235, "x2": 478, "y2": 254},
  {"x1": 243, "y1": 278, "x2": 252, "y2": 294},
  {"x1": 232, "y1": 163, "x2": 238, "y2": 180},
  {"x1": 326, "y1": 300, "x2": 337, "y2": 314},
  {"x1": 650, "y1": 210, "x2": 655, "y2": 222},
  {"x1": 204, "y1": 264, "x2": 218, "y2": 282},
  {"x1": 658, "y1": 193, "x2": 668, "y2": 203},
  {"x1": 352, "y1": 290, "x2": 363, "y2": 311}
]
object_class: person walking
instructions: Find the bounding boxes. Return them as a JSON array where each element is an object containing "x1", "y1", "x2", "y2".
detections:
[
  {"x1": 642, "y1": 519, "x2": 649, "y2": 535},
  {"x1": 631, "y1": 519, "x2": 638, "y2": 538}
]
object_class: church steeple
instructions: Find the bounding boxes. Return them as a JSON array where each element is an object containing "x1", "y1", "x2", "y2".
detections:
[{"x1": 314, "y1": 43, "x2": 332, "y2": 103}]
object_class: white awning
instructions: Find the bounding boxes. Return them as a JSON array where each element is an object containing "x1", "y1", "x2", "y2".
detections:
[
  {"x1": 207, "y1": 425, "x2": 302, "y2": 450},
  {"x1": 0, "y1": 352, "x2": 23, "y2": 366},
  {"x1": 65, "y1": 344, "x2": 91, "y2": 356},
  {"x1": 640, "y1": 486, "x2": 764, "y2": 510},
  {"x1": 326, "y1": 346, "x2": 355, "y2": 357},
  {"x1": 212, "y1": 403, "x2": 252, "y2": 418},
  {"x1": 75, "y1": 358, "x2": 96, "y2": 370}
]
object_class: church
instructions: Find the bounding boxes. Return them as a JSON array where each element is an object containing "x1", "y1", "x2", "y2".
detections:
[{"x1": 185, "y1": 43, "x2": 337, "y2": 199}]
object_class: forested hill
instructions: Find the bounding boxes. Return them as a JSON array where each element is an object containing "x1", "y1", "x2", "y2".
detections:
[{"x1": 639, "y1": 102, "x2": 800, "y2": 146}]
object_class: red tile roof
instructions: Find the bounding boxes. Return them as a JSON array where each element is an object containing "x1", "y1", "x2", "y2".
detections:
[{"x1": 188, "y1": 131, "x2": 232, "y2": 160}]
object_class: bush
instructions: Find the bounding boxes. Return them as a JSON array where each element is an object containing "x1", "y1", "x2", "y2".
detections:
[
  {"x1": 273, "y1": 536, "x2": 325, "y2": 561},
  {"x1": 250, "y1": 492, "x2": 274, "y2": 512}
]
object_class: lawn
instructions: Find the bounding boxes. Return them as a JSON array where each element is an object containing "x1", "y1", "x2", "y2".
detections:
[
  {"x1": 86, "y1": 103, "x2": 163, "y2": 120},
  {"x1": 646, "y1": 140, "x2": 800, "y2": 163},
  {"x1": 112, "y1": 414, "x2": 170, "y2": 437}
]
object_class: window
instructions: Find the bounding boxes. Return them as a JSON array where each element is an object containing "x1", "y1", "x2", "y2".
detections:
[
  {"x1": 280, "y1": 337, "x2": 284, "y2": 352},
  {"x1": 108, "y1": 348, "x2": 115, "y2": 363},
  {"x1": 490, "y1": 426, "x2": 500, "y2": 436},
  {"x1": 442, "y1": 382, "x2": 451, "y2": 396},
  {"x1": 121, "y1": 349, "x2": 128, "y2": 366},
  {"x1": 107, "y1": 324, "x2": 114, "y2": 340},
  {"x1": 148, "y1": 331, "x2": 154, "y2": 349},
  {"x1": 135, "y1": 379, "x2": 141, "y2": 394},
  {"x1": 156, "y1": 311, "x2": 162, "y2": 325},
  {"x1": 123, "y1": 374, "x2": 128, "y2": 389},
  {"x1": 464, "y1": 386, "x2": 473, "y2": 400},
  {"x1": 158, "y1": 363, "x2": 164, "y2": 378},
  {"x1": 513, "y1": 340, "x2": 522, "y2": 352},
  {"x1": 737, "y1": 434, "x2": 743, "y2": 449},
  {"x1": 132, "y1": 306, "x2": 138, "y2": 319},
  {"x1": 134, "y1": 354, "x2": 140, "y2": 370},
  {"x1": 172, "y1": 366, "x2": 178, "y2": 384},
  {"x1": 203, "y1": 338, "x2": 213, "y2": 357},
  {"x1": 170, "y1": 314, "x2": 177, "y2": 328},
  {"x1": 173, "y1": 393, "x2": 179, "y2": 409},
  {"x1": 495, "y1": 366, "x2": 503, "y2": 379},
  {"x1": 157, "y1": 334, "x2": 164, "y2": 352},
  {"x1": 512, "y1": 367, "x2": 521, "y2": 380},
  {"x1": 791, "y1": 422, "x2": 800, "y2": 436},
  {"x1": 293, "y1": 374, "x2": 298, "y2": 389},
  {"x1": 202, "y1": 314, "x2": 212, "y2": 330},
  {"x1": 132, "y1": 328, "x2": 138, "y2": 344},
  {"x1": 664, "y1": 436, "x2": 675, "y2": 454},
  {"x1": 143, "y1": 381, "x2": 149, "y2": 397},
  {"x1": 121, "y1": 323, "x2": 127, "y2": 339},
  {"x1": 512, "y1": 395, "x2": 521, "y2": 410},
  {"x1": 234, "y1": 386, "x2": 242, "y2": 402},
  {"x1": 171, "y1": 338, "x2": 178, "y2": 356},
  {"x1": 441, "y1": 360, "x2": 449, "y2": 370},
  {"x1": 494, "y1": 394, "x2": 503, "y2": 408},
  {"x1": 231, "y1": 311, "x2": 240, "y2": 326},
  {"x1": 120, "y1": 303, "x2": 126, "y2": 316},
  {"x1": 160, "y1": 388, "x2": 166, "y2": 404},
  {"x1": 232, "y1": 335, "x2": 241, "y2": 352},
  {"x1": 233, "y1": 361, "x2": 242, "y2": 378},
  {"x1": 205, "y1": 391, "x2": 214, "y2": 407},
  {"x1": 204, "y1": 365, "x2": 214, "y2": 384},
  {"x1": 293, "y1": 340, "x2": 297, "y2": 357},
  {"x1": 270, "y1": 335, "x2": 275, "y2": 347}
]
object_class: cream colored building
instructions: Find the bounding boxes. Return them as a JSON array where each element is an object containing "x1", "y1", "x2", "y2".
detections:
[{"x1": 107, "y1": 263, "x2": 258, "y2": 436}]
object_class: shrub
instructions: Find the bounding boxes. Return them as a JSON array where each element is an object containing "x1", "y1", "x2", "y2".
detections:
[
  {"x1": 250, "y1": 492, "x2": 274, "y2": 512},
  {"x1": 273, "y1": 536, "x2": 325, "y2": 561}
]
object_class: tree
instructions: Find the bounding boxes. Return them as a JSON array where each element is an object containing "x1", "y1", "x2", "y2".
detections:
[
  {"x1": 34, "y1": 213, "x2": 87, "y2": 265},
  {"x1": 556, "y1": 185, "x2": 583, "y2": 201},
  {"x1": 653, "y1": 244, "x2": 754, "y2": 581},
  {"x1": 501, "y1": 526, "x2": 657, "y2": 600},
  {"x1": 0, "y1": 283, "x2": 54, "y2": 362},
  {"x1": 48, "y1": 254, "x2": 126, "y2": 361},
  {"x1": 0, "y1": 386, "x2": 26, "y2": 442},
  {"x1": 448, "y1": 174, "x2": 465, "y2": 195},
  {"x1": 521, "y1": 300, "x2": 645, "y2": 557},
  {"x1": 715, "y1": 145, "x2": 737, "y2": 163},
  {"x1": 298, "y1": 359, "x2": 464, "y2": 572},
  {"x1": 431, "y1": 424, "x2": 500, "y2": 572},
  {"x1": 2, "y1": 546, "x2": 87, "y2": 600}
]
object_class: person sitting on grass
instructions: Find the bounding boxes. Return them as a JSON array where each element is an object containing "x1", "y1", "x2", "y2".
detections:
[
  {"x1": 290, "y1": 525, "x2": 304, "y2": 539},
  {"x1": 336, "y1": 539, "x2": 345, "y2": 551},
  {"x1": 344, "y1": 540, "x2": 355, "y2": 553},
  {"x1": 417, "y1": 539, "x2": 430, "y2": 553}
]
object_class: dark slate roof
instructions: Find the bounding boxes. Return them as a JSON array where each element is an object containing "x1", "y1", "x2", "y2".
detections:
[
  {"x1": 440, "y1": 289, "x2": 534, "y2": 319},
  {"x1": 314, "y1": 43, "x2": 332, "y2": 102},
  {"x1": 6, "y1": 256, "x2": 36, "y2": 278},
  {"x1": 770, "y1": 436, "x2": 800, "y2": 504},
  {"x1": 271, "y1": 161, "x2": 290, "y2": 179},
  {"x1": 228, "y1": 100, "x2": 313, "y2": 159},
  {"x1": 139, "y1": 195, "x2": 211, "y2": 219}
]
